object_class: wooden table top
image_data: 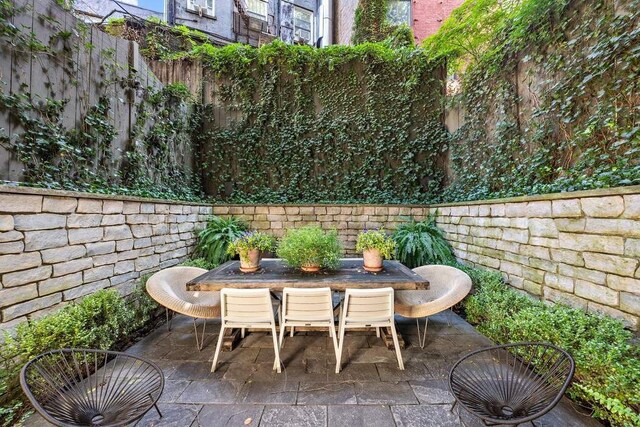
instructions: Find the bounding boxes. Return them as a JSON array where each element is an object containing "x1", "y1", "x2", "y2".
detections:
[{"x1": 186, "y1": 258, "x2": 429, "y2": 292}]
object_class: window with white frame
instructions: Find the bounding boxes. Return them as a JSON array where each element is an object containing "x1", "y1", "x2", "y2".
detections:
[
  {"x1": 387, "y1": 0, "x2": 410, "y2": 26},
  {"x1": 246, "y1": 0, "x2": 268, "y2": 20},
  {"x1": 186, "y1": 0, "x2": 214, "y2": 17},
  {"x1": 293, "y1": 7, "x2": 313, "y2": 44}
]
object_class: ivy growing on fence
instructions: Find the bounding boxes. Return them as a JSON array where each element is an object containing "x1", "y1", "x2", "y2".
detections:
[
  {"x1": 0, "y1": 0, "x2": 201, "y2": 201},
  {"x1": 193, "y1": 41, "x2": 449, "y2": 204},
  {"x1": 425, "y1": 0, "x2": 640, "y2": 203}
]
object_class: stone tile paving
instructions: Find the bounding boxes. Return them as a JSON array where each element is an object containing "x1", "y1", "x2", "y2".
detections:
[{"x1": 25, "y1": 313, "x2": 600, "y2": 427}]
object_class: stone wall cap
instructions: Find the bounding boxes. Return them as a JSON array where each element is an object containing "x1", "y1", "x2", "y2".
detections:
[
  {"x1": 0, "y1": 184, "x2": 212, "y2": 207},
  {"x1": 429, "y1": 185, "x2": 640, "y2": 208}
]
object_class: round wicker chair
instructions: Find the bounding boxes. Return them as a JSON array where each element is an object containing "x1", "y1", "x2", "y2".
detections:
[
  {"x1": 449, "y1": 342, "x2": 575, "y2": 426},
  {"x1": 20, "y1": 348, "x2": 164, "y2": 427},
  {"x1": 394, "y1": 265, "x2": 472, "y2": 348},
  {"x1": 146, "y1": 266, "x2": 220, "y2": 350}
]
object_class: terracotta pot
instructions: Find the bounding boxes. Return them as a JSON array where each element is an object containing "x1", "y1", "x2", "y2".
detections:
[
  {"x1": 239, "y1": 249, "x2": 261, "y2": 272},
  {"x1": 363, "y1": 248, "x2": 384, "y2": 272},
  {"x1": 301, "y1": 264, "x2": 321, "y2": 273}
]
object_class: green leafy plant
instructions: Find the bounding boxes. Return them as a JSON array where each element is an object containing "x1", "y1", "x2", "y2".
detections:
[
  {"x1": 181, "y1": 257, "x2": 217, "y2": 270},
  {"x1": 227, "y1": 231, "x2": 275, "y2": 259},
  {"x1": 276, "y1": 226, "x2": 343, "y2": 270},
  {"x1": 392, "y1": 214, "x2": 455, "y2": 268},
  {"x1": 355, "y1": 228, "x2": 396, "y2": 259},
  {"x1": 463, "y1": 271, "x2": 640, "y2": 426},
  {"x1": 0, "y1": 287, "x2": 160, "y2": 426},
  {"x1": 193, "y1": 216, "x2": 248, "y2": 266}
]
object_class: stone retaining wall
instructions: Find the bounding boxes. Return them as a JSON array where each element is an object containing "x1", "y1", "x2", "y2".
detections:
[
  {"x1": 0, "y1": 186, "x2": 211, "y2": 333},
  {"x1": 213, "y1": 186, "x2": 640, "y2": 330},
  {"x1": 211, "y1": 204, "x2": 431, "y2": 254},
  {"x1": 431, "y1": 186, "x2": 640, "y2": 330}
]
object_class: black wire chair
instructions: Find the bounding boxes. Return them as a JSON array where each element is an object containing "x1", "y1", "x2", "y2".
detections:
[
  {"x1": 448, "y1": 342, "x2": 575, "y2": 426},
  {"x1": 20, "y1": 348, "x2": 164, "y2": 427}
]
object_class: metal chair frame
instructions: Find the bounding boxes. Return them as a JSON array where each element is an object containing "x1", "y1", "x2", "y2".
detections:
[
  {"x1": 20, "y1": 348, "x2": 164, "y2": 427},
  {"x1": 448, "y1": 342, "x2": 575, "y2": 426}
]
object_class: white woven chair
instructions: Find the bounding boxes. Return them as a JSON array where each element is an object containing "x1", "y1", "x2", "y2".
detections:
[
  {"x1": 279, "y1": 288, "x2": 339, "y2": 364},
  {"x1": 394, "y1": 265, "x2": 472, "y2": 348},
  {"x1": 211, "y1": 288, "x2": 282, "y2": 373},
  {"x1": 146, "y1": 267, "x2": 220, "y2": 351},
  {"x1": 336, "y1": 287, "x2": 404, "y2": 373}
]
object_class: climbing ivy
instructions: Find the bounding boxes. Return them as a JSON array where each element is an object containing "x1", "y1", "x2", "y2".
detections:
[
  {"x1": 0, "y1": 0, "x2": 202, "y2": 202},
  {"x1": 192, "y1": 41, "x2": 448, "y2": 204},
  {"x1": 352, "y1": 0, "x2": 391, "y2": 44},
  {"x1": 425, "y1": 0, "x2": 640, "y2": 202}
]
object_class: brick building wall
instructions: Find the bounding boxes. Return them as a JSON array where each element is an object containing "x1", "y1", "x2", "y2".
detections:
[
  {"x1": 411, "y1": 0, "x2": 464, "y2": 42},
  {"x1": 332, "y1": 0, "x2": 464, "y2": 45}
]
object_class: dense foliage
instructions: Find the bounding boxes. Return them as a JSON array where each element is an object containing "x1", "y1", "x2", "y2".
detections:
[
  {"x1": 193, "y1": 215, "x2": 249, "y2": 266},
  {"x1": 355, "y1": 229, "x2": 396, "y2": 259},
  {"x1": 352, "y1": 0, "x2": 390, "y2": 44},
  {"x1": 425, "y1": 0, "x2": 640, "y2": 202},
  {"x1": 227, "y1": 231, "x2": 275, "y2": 259},
  {"x1": 194, "y1": 41, "x2": 447, "y2": 203},
  {"x1": 392, "y1": 215, "x2": 456, "y2": 268},
  {"x1": 0, "y1": 287, "x2": 159, "y2": 426},
  {"x1": 464, "y1": 272, "x2": 640, "y2": 426},
  {"x1": 276, "y1": 226, "x2": 343, "y2": 269},
  {"x1": 0, "y1": 1, "x2": 201, "y2": 202}
]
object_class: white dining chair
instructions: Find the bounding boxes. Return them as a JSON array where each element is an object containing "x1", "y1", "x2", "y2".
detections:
[
  {"x1": 279, "y1": 287, "x2": 339, "y2": 364},
  {"x1": 211, "y1": 288, "x2": 282, "y2": 373},
  {"x1": 335, "y1": 287, "x2": 404, "y2": 373}
]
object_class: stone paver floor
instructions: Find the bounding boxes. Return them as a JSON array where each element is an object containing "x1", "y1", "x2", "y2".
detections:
[{"x1": 27, "y1": 313, "x2": 599, "y2": 426}]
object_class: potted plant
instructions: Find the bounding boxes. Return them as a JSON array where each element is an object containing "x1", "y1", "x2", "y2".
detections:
[
  {"x1": 276, "y1": 226, "x2": 342, "y2": 272},
  {"x1": 227, "y1": 231, "x2": 275, "y2": 272},
  {"x1": 356, "y1": 229, "x2": 396, "y2": 272}
]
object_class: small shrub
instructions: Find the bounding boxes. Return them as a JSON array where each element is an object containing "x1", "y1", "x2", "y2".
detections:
[
  {"x1": 355, "y1": 229, "x2": 396, "y2": 259},
  {"x1": 463, "y1": 271, "x2": 640, "y2": 426},
  {"x1": 227, "y1": 231, "x2": 275, "y2": 259},
  {"x1": 392, "y1": 214, "x2": 456, "y2": 268},
  {"x1": 181, "y1": 257, "x2": 217, "y2": 270},
  {"x1": 276, "y1": 226, "x2": 343, "y2": 270},
  {"x1": 193, "y1": 216, "x2": 248, "y2": 266}
]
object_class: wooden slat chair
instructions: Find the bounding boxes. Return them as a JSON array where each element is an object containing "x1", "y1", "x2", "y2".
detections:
[
  {"x1": 279, "y1": 288, "x2": 339, "y2": 364},
  {"x1": 335, "y1": 287, "x2": 404, "y2": 373},
  {"x1": 211, "y1": 288, "x2": 282, "y2": 373}
]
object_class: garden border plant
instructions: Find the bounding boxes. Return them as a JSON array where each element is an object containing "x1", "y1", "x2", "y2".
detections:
[{"x1": 459, "y1": 265, "x2": 640, "y2": 426}]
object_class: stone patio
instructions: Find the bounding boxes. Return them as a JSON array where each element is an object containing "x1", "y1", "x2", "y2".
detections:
[{"x1": 26, "y1": 312, "x2": 600, "y2": 426}]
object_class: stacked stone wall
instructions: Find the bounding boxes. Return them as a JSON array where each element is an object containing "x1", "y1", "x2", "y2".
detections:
[{"x1": 0, "y1": 186, "x2": 211, "y2": 333}]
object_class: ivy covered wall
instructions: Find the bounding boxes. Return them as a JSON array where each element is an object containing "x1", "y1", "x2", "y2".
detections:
[
  {"x1": 427, "y1": 0, "x2": 640, "y2": 203},
  {"x1": 0, "y1": 0, "x2": 201, "y2": 202},
  {"x1": 195, "y1": 42, "x2": 449, "y2": 204}
]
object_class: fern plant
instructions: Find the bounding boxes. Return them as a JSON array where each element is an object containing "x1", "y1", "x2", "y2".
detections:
[
  {"x1": 392, "y1": 214, "x2": 455, "y2": 268},
  {"x1": 193, "y1": 216, "x2": 248, "y2": 267}
]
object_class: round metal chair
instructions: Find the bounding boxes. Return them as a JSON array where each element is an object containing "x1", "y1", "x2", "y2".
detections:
[
  {"x1": 449, "y1": 342, "x2": 575, "y2": 426},
  {"x1": 20, "y1": 349, "x2": 164, "y2": 427}
]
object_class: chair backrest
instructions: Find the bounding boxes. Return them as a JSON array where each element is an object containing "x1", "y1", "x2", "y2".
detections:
[
  {"x1": 412, "y1": 265, "x2": 472, "y2": 307},
  {"x1": 146, "y1": 266, "x2": 207, "y2": 301},
  {"x1": 282, "y1": 287, "x2": 333, "y2": 322},
  {"x1": 221, "y1": 288, "x2": 274, "y2": 324},
  {"x1": 343, "y1": 287, "x2": 394, "y2": 323}
]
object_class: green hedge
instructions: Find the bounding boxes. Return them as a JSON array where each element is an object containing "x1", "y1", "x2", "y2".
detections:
[
  {"x1": 0, "y1": 286, "x2": 159, "y2": 426},
  {"x1": 462, "y1": 268, "x2": 640, "y2": 426}
]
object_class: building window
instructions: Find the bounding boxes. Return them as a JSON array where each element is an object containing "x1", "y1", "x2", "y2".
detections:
[
  {"x1": 246, "y1": 0, "x2": 268, "y2": 20},
  {"x1": 387, "y1": 0, "x2": 410, "y2": 26},
  {"x1": 293, "y1": 7, "x2": 313, "y2": 44},
  {"x1": 187, "y1": 0, "x2": 214, "y2": 17}
]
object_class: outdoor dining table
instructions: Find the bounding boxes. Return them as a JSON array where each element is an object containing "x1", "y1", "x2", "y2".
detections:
[{"x1": 187, "y1": 258, "x2": 429, "y2": 350}]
